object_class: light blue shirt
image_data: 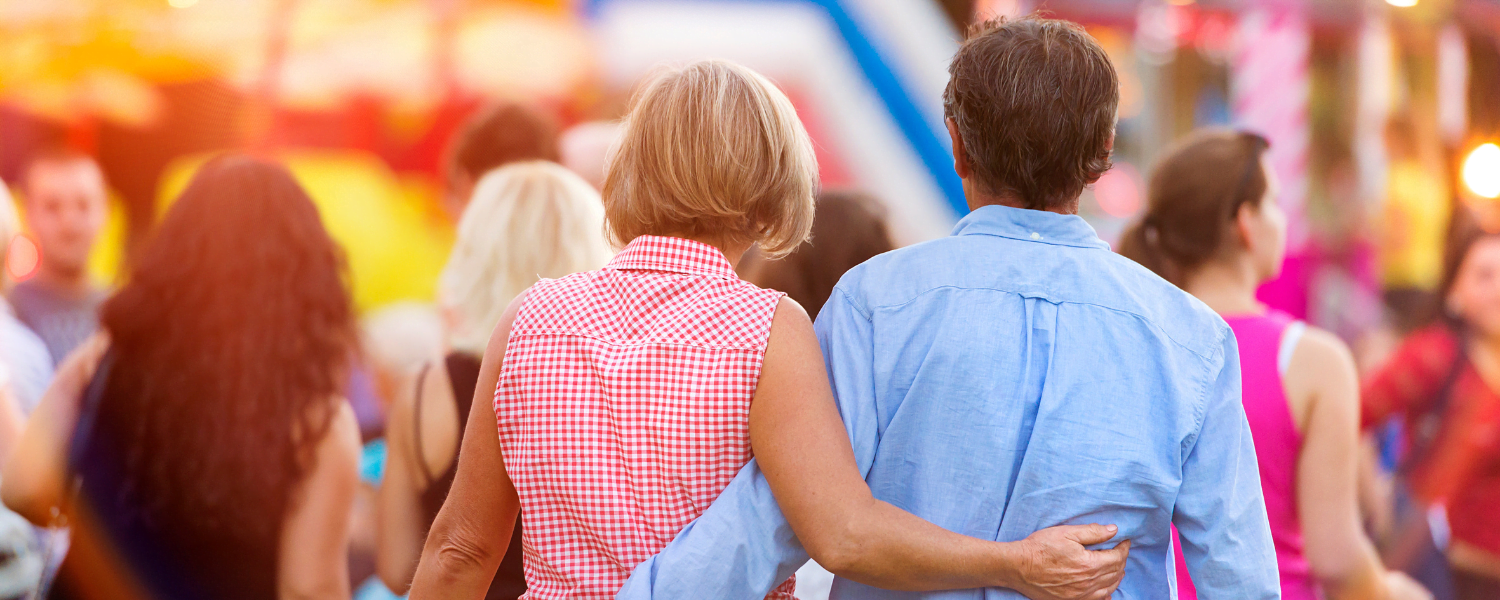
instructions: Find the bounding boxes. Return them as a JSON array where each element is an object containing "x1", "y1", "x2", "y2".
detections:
[{"x1": 617, "y1": 205, "x2": 1279, "y2": 600}]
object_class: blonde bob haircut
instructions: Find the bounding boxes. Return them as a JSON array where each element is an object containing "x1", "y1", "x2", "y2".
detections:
[
  {"x1": 603, "y1": 60, "x2": 818, "y2": 258},
  {"x1": 438, "y1": 161, "x2": 614, "y2": 354}
]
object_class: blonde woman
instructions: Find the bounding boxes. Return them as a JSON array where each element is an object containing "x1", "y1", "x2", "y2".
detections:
[
  {"x1": 410, "y1": 60, "x2": 1125, "y2": 599},
  {"x1": 377, "y1": 161, "x2": 612, "y2": 597}
]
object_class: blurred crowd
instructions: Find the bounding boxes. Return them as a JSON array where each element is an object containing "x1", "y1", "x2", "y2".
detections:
[{"x1": 0, "y1": 14, "x2": 1496, "y2": 600}]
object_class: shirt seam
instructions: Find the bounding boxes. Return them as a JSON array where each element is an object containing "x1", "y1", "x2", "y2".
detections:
[
  {"x1": 955, "y1": 230, "x2": 1112, "y2": 251},
  {"x1": 1181, "y1": 324, "x2": 1229, "y2": 452},
  {"x1": 865, "y1": 284, "x2": 1220, "y2": 363}
]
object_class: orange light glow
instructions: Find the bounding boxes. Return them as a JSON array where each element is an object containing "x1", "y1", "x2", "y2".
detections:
[{"x1": 6, "y1": 235, "x2": 40, "y2": 282}]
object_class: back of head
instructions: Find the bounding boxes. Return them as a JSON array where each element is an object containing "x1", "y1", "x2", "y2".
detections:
[
  {"x1": 1119, "y1": 130, "x2": 1270, "y2": 286},
  {"x1": 439, "y1": 160, "x2": 613, "y2": 355},
  {"x1": 943, "y1": 16, "x2": 1118, "y2": 210},
  {"x1": 446, "y1": 103, "x2": 561, "y2": 205},
  {"x1": 744, "y1": 190, "x2": 895, "y2": 318},
  {"x1": 97, "y1": 155, "x2": 354, "y2": 555},
  {"x1": 602, "y1": 59, "x2": 818, "y2": 257}
]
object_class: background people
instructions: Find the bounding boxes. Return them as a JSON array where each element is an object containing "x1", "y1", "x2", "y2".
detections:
[
  {"x1": 740, "y1": 190, "x2": 896, "y2": 320},
  {"x1": 1, "y1": 156, "x2": 362, "y2": 600},
  {"x1": 377, "y1": 160, "x2": 612, "y2": 597},
  {"x1": 441, "y1": 103, "x2": 562, "y2": 220},
  {"x1": 1361, "y1": 215, "x2": 1500, "y2": 600},
  {"x1": 9, "y1": 151, "x2": 109, "y2": 366},
  {"x1": 410, "y1": 58, "x2": 1128, "y2": 600},
  {"x1": 1120, "y1": 129, "x2": 1430, "y2": 600}
]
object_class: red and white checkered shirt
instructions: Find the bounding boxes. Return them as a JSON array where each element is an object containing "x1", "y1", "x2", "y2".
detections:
[{"x1": 495, "y1": 235, "x2": 797, "y2": 599}]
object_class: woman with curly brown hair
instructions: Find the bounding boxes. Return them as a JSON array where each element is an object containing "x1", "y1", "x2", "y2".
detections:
[{"x1": 2, "y1": 155, "x2": 362, "y2": 600}]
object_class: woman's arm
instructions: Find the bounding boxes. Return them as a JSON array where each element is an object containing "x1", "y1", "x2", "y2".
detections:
[
  {"x1": 278, "y1": 401, "x2": 362, "y2": 600},
  {"x1": 1285, "y1": 328, "x2": 1429, "y2": 600},
  {"x1": 377, "y1": 360, "x2": 461, "y2": 593},
  {"x1": 2, "y1": 334, "x2": 107, "y2": 525},
  {"x1": 408, "y1": 294, "x2": 525, "y2": 599},
  {"x1": 751, "y1": 297, "x2": 1127, "y2": 597}
]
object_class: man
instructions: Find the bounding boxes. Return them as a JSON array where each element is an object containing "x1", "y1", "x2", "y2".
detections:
[
  {"x1": 618, "y1": 16, "x2": 1278, "y2": 599},
  {"x1": 10, "y1": 151, "x2": 109, "y2": 365},
  {"x1": 441, "y1": 102, "x2": 560, "y2": 220}
]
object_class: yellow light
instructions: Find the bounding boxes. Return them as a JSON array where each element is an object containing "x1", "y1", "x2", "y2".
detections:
[
  {"x1": 167, "y1": 0, "x2": 198, "y2": 8},
  {"x1": 1464, "y1": 143, "x2": 1500, "y2": 199},
  {"x1": 1386, "y1": 0, "x2": 1418, "y2": 6}
]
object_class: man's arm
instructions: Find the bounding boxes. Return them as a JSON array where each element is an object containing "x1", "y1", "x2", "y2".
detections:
[
  {"x1": 619, "y1": 291, "x2": 1127, "y2": 599},
  {"x1": 1172, "y1": 329, "x2": 1279, "y2": 599}
]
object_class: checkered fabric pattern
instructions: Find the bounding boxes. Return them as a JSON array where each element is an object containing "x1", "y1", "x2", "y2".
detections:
[{"x1": 495, "y1": 235, "x2": 797, "y2": 599}]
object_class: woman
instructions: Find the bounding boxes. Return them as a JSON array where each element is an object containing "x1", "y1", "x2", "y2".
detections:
[
  {"x1": 1, "y1": 156, "x2": 362, "y2": 600},
  {"x1": 738, "y1": 189, "x2": 896, "y2": 320},
  {"x1": 1120, "y1": 130, "x2": 1428, "y2": 600},
  {"x1": 410, "y1": 59, "x2": 1128, "y2": 600},
  {"x1": 1361, "y1": 214, "x2": 1500, "y2": 599},
  {"x1": 377, "y1": 161, "x2": 613, "y2": 596}
]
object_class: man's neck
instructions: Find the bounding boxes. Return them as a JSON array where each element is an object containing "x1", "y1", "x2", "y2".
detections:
[
  {"x1": 965, "y1": 190, "x2": 1079, "y2": 215},
  {"x1": 29, "y1": 266, "x2": 93, "y2": 299}
]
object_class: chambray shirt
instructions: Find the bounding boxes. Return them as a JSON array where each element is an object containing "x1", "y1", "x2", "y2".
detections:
[{"x1": 616, "y1": 205, "x2": 1279, "y2": 600}]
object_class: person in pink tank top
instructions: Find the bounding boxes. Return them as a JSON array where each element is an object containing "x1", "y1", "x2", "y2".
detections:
[{"x1": 1120, "y1": 130, "x2": 1430, "y2": 600}]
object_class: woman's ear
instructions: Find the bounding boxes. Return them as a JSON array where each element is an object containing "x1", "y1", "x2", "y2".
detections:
[{"x1": 1234, "y1": 203, "x2": 1258, "y2": 254}]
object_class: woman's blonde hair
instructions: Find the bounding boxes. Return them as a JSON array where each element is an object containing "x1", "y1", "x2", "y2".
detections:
[
  {"x1": 438, "y1": 161, "x2": 613, "y2": 354},
  {"x1": 602, "y1": 60, "x2": 818, "y2": 258}
]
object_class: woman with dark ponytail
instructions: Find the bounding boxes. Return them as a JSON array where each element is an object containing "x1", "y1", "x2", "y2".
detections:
[{"x1": 1122, "y1": 130, "x2": 1428, "y2": 600}]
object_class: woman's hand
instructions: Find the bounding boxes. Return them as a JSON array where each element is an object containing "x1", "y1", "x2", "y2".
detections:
[{"x1": 1008, "y1": 524, "x2": 1130, "y2": 600}]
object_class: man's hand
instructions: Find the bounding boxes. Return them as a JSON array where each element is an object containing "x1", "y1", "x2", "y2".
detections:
[
  {"x1": 1383, "y1": 570, "x2": 1433, "y2": 600},
  {"x1": 1005, "y1": 524, "x2": 1130, "y2": 600}
]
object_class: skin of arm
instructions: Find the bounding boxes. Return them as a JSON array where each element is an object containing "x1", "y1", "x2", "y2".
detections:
[
  {"x1": 278, "y1": 401, "x2": 363, "y2": 600},
  {"x1": 1284, "y1": 328, "x2": 1426, "y2": 600},
  {"x1": 408, "y1": 294, "x2": 525, "y2": 599},
  {"x1": 751, "y1": 297, "x2": 1127, "y2": 596},
  {"x1": 0, "y1": 383, "x2": 27, "y2": 466},
  {"x1": 377, "y1": 359, "x2": 462, "y2": 594},
  {"x1": 1, "y1": 333, "x2": 107, "y2": 525}
]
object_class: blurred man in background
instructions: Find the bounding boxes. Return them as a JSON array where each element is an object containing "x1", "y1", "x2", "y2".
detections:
[
  {"x1": 10, "y1": 150, "x2": 108, "y2": 365},
  {"x1": 441, "y1": 102, "x2": 561, "y2": 220}
]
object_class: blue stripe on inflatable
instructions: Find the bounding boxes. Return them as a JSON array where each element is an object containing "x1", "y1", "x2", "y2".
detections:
[
  {"x1": 580, "y1": 0, "x2": 968, "y2": 218},
  {"x1": 802, "y1": 0, "x2": 968, "y2": 218}
]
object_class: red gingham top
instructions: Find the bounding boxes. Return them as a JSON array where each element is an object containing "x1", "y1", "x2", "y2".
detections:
[{"x1": 494, "y1": 235, "x2": 797, "y2": 599}]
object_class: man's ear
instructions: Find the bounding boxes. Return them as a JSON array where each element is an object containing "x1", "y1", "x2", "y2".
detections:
[{"x1": 946, "y1": 118, "x2": 971, "y2": 180}]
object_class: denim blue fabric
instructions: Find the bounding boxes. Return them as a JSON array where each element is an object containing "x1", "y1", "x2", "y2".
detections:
[{"x1": 617, "y1": 205, "x2": 1280, "y2": 600}]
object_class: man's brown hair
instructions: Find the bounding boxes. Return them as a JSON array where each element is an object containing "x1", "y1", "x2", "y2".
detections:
[
  {"x1": 446, "y1": 102, "x2": 561, "y2": 187},
  {"x1": 943, "y1": 16, "x2": 1118, "y2": 210}
]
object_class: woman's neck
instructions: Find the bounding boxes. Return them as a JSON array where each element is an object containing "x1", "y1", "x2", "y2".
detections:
[{"x1": 1182, "y1": 260, "x2": 1265, "y2": 317}]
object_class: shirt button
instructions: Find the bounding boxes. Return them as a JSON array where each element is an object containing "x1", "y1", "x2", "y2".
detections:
[{"x1": 1030, "y1": 232, "x2": 1042, "y2": 240}]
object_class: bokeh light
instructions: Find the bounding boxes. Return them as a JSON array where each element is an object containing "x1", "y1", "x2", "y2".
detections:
[
  {"x1": 6, "y1": 235, "x2": 40, "y2": 282},
  {"x1": 1463, "y1": 143, "x2": 1500, "y2": 199},
  {"x1": 1386, "y1": 0, "x2": 1418, "y2": 6},
  {"x1": 168, "y1": 0, "x2": 199, "y2": 8},
  {"x1": 1094, "y1": 162, "x2": 1143, "y2": 218}
]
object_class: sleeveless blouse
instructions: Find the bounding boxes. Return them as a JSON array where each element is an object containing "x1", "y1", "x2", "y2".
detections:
[
  {"x1": 493, "y1": 236, "x2": 796, "y2": 600},
  {"x1": 1175, "y1": 310, "x2": 1318, "y2": 600}
]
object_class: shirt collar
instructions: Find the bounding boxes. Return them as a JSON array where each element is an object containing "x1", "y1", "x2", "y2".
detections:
[
  {"x1": 951, "y1": 204, "x2": 1111, "y2": 251},
  {"x1": 606, "y1": 235, "x2": 739, "y2": 280}
]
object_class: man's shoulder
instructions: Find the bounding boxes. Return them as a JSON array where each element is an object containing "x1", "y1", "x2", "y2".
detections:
[{"x1": 1085, "y1": 251, "x2": 1230, "y2": 360}]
